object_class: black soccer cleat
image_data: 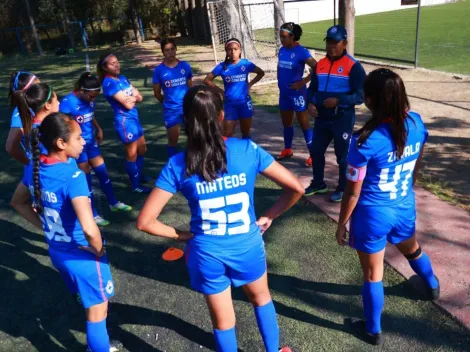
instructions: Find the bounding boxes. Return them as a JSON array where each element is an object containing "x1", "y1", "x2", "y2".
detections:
[
  {"x1": 347, "y1": 317, "x2": 384, "y2": 346},
  {"x1": 429, "y1": 276, "x2": 440, "y2": 301}
]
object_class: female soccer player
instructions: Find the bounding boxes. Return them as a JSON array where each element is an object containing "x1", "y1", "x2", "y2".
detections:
[
  {"x1": 137, "y1": 85, "x2": 303, "y2": 352},
  {"x1": 204, "y1": 38, "x2": 265, "y2": 139},
  {"x1": 335, "y1": 69, "x2": 440, "y2": 345},
  {"x1": 60, "y1": 72, "x2": 132, "y2": 226},
  {"x1": 97, "y1": 53, "x2": 151, "y2": 193},
  {"x1": 6, "y1": 71, "x2": 40, "y2": 165},
  {"x1": 11, "y1": 113, "x2": 120, "y2": 352},
  {"x1": 153, "y1": 38, "x2": 193, "y2": 158},
  {"x1": 277, "y1": 22, "x2": 317, "y2": 167}
]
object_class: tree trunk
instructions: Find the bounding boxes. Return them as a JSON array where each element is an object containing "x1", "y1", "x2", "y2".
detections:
[
  {"x1": 175, "y1": 0, "x2": 187, "y2": 37},
  {"x1": 129, "y1": 0, "x2": 142, "y2": 44},
  {"x1": 339, "y1": 0, "x2": 355, "y2": 56},
  {"x1": 274, "y1": 0, "x2": 284, "y2": 53},
  {"x1": 58, "y1": 0, "x2": 75, "y2": 48},
  {"x1": 24, "y1": 0, "x2": 43, "y2": 55}
]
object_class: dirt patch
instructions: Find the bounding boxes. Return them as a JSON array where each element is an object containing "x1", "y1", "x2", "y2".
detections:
[{"x1": 132, "y1": 40, "x2": 470, "y2": 211}]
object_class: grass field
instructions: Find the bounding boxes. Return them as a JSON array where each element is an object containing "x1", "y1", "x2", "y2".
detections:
[
  {"x1": 257, "y1": 0, "x2": 470, "y2": 74},
  {"x1": 0, "y1": 49, "x2": 469, "y2": 351}
]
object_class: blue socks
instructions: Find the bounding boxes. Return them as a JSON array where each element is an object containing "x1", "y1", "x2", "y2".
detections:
[
  {"x1": 86, "y1": 318, "x2": 110, "y2": 352},
  {"x1": 254, "y1": 301, "x2": 279, "y2": 352},
  {"x1": 125, "y1": 160, "x2": 140, "y2": 190},
  {"x1": 303, "y1": 128, "x2": 314, "y2": 152},
  {"x1": 362, "y1": 281, "x2": 384, "y2": 335},
  {"x1": 166, "y1": 145, "x2": 178, "y2": 159},
  {"x1": 136, "y1": 155, "x2": 144, "y2": 175},
  {"x1": 283, "y1": 126, "x2": 294, "y2": 149},
  {"x1": 93, "y1": 164, "x2": 118, "y2": 207},
  {"x1": 213, "y1": 327, "x2": 237, "y2": 352},
  {"x1": 85, "y1": 173, "x2": 98, "y2": 218},
  {"x1": 409, "y1": 253, "x2": 439, "y2": 289}
]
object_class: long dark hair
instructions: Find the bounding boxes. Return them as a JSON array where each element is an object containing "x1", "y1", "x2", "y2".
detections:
[
  {"x1": 280, "y1": 22, "x2": 303, "y2": 42},
  {"x1": 74, "y1": 71, "x2": 101, "y2": 91},
  {"x1": 8, "y1": 71, "x2": 37, "y2": 107},
  {"x1": 223, "y1": 38, "x2": 242, "y2": 70},
  {"x1": 13, "y1": 83, "x2": 54, "y2": 150},
  {"x1": 97, "y1": 52, "x2": 115, "y2": 82},
  {"x1": 31, "y1": 112, "x2": 74, "y2": 214},
  {"x1": 183, "y1": 85, "x2": 226, "y2": 182},
  {"x1": 160, "y1": 38, "x2": 177, "y2": 54},
  {"x1": 357, "y1": 68, "x2": 410, "y2": 158}
]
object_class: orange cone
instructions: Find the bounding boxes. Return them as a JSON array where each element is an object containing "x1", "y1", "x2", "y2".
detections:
[{"x1": 162, "y1": 247, "x2": 184, "y2": 261}]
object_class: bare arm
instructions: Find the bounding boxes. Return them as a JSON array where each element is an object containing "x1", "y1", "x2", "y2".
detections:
[
  {"x1": 187, "y1": 79, "x2": 193, "y2": 88},
  {"x1": 248, "y1": 66, "x2": 265, "y2": 89},
  {"x1": 203, "y1": 73, "x2": 224, "y2": 95},
  {"x1": 6, "y1": 128, "x2": 29, "y2": 165},
  {"x1": 11, "y1": 183, "x2": 42, "y2": 230},
  {"x1": 72, "y1": 196, "x2": 104, "y2": 256},
  {"x1": 112, "y1": 91, "x2": 137, "y2": 110},
  {"x1": 153, "y1": 83, "x2": 164, "y2": 103},
  {"x1": 132, "y1": 86, "x2": 143, "y2": 102},
  {"x1": 335, "y1": 178, "x2": 364, "y2": 246},
  {"x1": 136, "y1": 188, "x2": 192, "y2": 241},
  {"x1": 257, "y1": 161, "x2": 305, "y2": 232}
]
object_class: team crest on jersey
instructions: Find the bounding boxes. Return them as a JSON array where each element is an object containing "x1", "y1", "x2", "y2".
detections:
[
  {"x1": 241, "y1": 65, "x2": 246, "y2": 72},
  {"x1": 181, "y1": 68, "x2": 185, "y2": 74},
  {"x1": 290, "y1": 53, "x2": 295, "y2": 59},
  {"x1": 90, "y1": 101, "x2": 95, "y2": 108},
  {"x1": 127, "y1": 133, "x2": 134, "y2": 140},
  {"x1": 105, "y1": 280, "x2": 114, "y2": 294},
  {"x1": 76, "y1": 115, "x2": 84, "y2": 123},
  {"x1": 338, "y1": 66, "x2": 344, "y2": 73},
  {"x1": 164, "y1": 80, "x2": 171, "y2": 88},
  {"x1": 342, "y1": 132, "x2": 349, "y2": 140}
]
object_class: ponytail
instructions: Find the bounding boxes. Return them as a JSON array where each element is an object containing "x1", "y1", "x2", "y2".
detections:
[
  {"x1": 31, "y1": 128, "x2": 43, "y2": 214},
  {"x1": 9, "y1": 71, "x2": 37, "y2": 107},
  {"x1": 183, "y1": 85, "x2": 226, "y2": 182}
]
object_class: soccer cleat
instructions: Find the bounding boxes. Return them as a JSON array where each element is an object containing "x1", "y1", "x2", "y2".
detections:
[
  {"x1": 276, "y1": 148, "x2": 293, "y2": 161},
  {"x1": 132, "y1": 185, "x2": 152, "y2": 194},
  {"x1": 110, "y1": 201, "x2": 132, "y2": 212},
  {"x1": 429, "y1": 276, "x2": 440, "y2": 301},
  {"x1": 86, "y1": 340, "x2": 123, "y2": 352},
  {"x1": 305, "y1": 157, "x2": 312, "y2": 167},
  {"x1": 304, "y1": 182, "x2": 328, "y2": 196},
  {"x1": 94, "y1": 215, "x2": 110, "y2": 227},
  {"x1": 329, "y1": 191, "x2": 343, "y2": 203},
  {"x1": 347, "y1": 318, "x2": 384, "y2": 345},
  {"x1": 279, "y1": 347, "x2": 293, "y2": 352}
]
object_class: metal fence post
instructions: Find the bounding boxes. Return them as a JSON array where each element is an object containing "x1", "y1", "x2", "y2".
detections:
[{"x1": 414, "y1": 0, "x2": 422, "y2": 68}]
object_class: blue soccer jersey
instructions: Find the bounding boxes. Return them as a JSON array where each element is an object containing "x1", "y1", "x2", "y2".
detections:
[
  {"x1": 152, "y1": 60, "x2": 192, "y2": 111},
  {"x1": 156, "y1": 138, "x2": 274, "y2": 246},
  {"x1": 348, "y1": 112, "x2": 428, "y2": 206},
  {"x1": 102, "y1": 75, "x2": 138, "y2": 119},
  {"x1": 60, "y1": 92, "x2": 96, "y2": 143},
  {"x1": 212, "y1": 59, "x2": 256, "y2": 104},
  {"x1": 22, "y1": 156, "x2": 91, "y2": 250},
  {"x1": 277, "y1": 45, "x2": 312, "y2": 96},
  {"x1": 10, "y1": 107, "x2": 22, "y2": 128}
]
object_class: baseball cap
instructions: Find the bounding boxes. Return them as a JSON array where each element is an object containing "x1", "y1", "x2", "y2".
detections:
[{"x1": 324, "y1": 25, "x2": 348, "y2": 41}]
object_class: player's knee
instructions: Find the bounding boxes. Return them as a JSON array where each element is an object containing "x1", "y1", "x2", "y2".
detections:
[
  {"x1": 403, "y1": 246, "x2": 422, "y2": 260},
  {"x1": 79, "y1": 163, "x2": 92, "y2": 174}
]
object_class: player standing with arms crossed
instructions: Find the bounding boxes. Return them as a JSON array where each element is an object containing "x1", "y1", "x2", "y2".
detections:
[
  {"x1": 60, "y1": 72, "x2": 132, "y2": 227},
  {"x1": 335, "y1": 69, "x2": 440, "y2": 345},
  {"x1": 153, "y1": 38, "x2": 193, "y2": 158},
  {"x1": 137, "y1": 86, "x2": 303, "y2": 352},
  {"x1": 11, "y1": 113, "x2": 120, "y2": 352},
  {"x1": 98, "y1": 53, "x2": 151, "y2": 193},
  {"x1": 276, "y1": 22, "x2": 317, "y2": 167},
  {"x1": 6, "y1": 71, "x2": 41, "y2": 165},
  {"x1": 204, "y1": 38, "x2": 265, "y2": 139}
]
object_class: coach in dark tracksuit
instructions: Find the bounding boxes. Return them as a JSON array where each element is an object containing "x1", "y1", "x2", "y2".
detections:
[{"x1": 305, "y1": 25, "x2": 366, "y2": 202}]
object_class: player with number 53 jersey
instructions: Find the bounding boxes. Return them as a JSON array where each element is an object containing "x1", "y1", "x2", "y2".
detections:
[
  {"x1": 335, "y1": 69, "x2": 439, "y2": 346},
  {"x1": 137, "y1": 86, "x2": 304, "y2": 352}
]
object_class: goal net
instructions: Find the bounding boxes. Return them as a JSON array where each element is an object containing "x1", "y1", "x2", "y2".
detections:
[{"x1": 207, "y1": 0, "x2": 285, "y2": 84}]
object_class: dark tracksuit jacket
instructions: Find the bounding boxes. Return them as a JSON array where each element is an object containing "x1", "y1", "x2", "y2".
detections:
[{"x1": 307, "y1": 50, "x2": 366, "y2": 191}]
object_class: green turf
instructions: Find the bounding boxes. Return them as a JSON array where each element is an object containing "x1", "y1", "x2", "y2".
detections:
[
  {"x1": 258, "y1": 1, "x2": 470, "y2": 74},
  {"x1": 0, "y1": 49, "x2": 469, "y2": 351}
]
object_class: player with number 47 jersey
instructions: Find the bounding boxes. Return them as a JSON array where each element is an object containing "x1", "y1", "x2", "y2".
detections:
[
  {"x1": 137, "y1": 86, "x2": 304, "y2": 352},
  {"x1": 335, "y1": 69, "x2": 440, "y2": 346}
]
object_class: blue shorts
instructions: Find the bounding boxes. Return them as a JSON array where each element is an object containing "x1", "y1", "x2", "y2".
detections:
[
  {"x1": 185, "y1": 234, "x2": 267, "y2": 295},
  {"x1": 224, "y1": 97, "x2": 253, "y2": 121},
  {"x1": 163, "y1": 108, "x2": 183, "y2": 129},
  {"x1": 49, "y1": 247, "x2": 115, "y2": 308},
  {"x1": 77, "y1": 140, "x2": 101, "y2": 164},
  {"x1": 349, "y1": 195, "x2": 416, "y2": 254},
  {"x1": 114, "y1": 116, "x2": 144, "y2": 144},
  {"x1": 279, "y1": 92, "x2": 307, "y2": 112}
]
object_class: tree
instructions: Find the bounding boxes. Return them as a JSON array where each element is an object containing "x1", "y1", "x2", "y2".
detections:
[
  {"x1": 338, "y1": 0, "x2": 355, "y2": 56},
  {"x1": 58, "y1": 0, "x2": 75, "y2": 48},
  {"x1": 24, "y1": 0, "x2": 43, "y2": 55}
]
